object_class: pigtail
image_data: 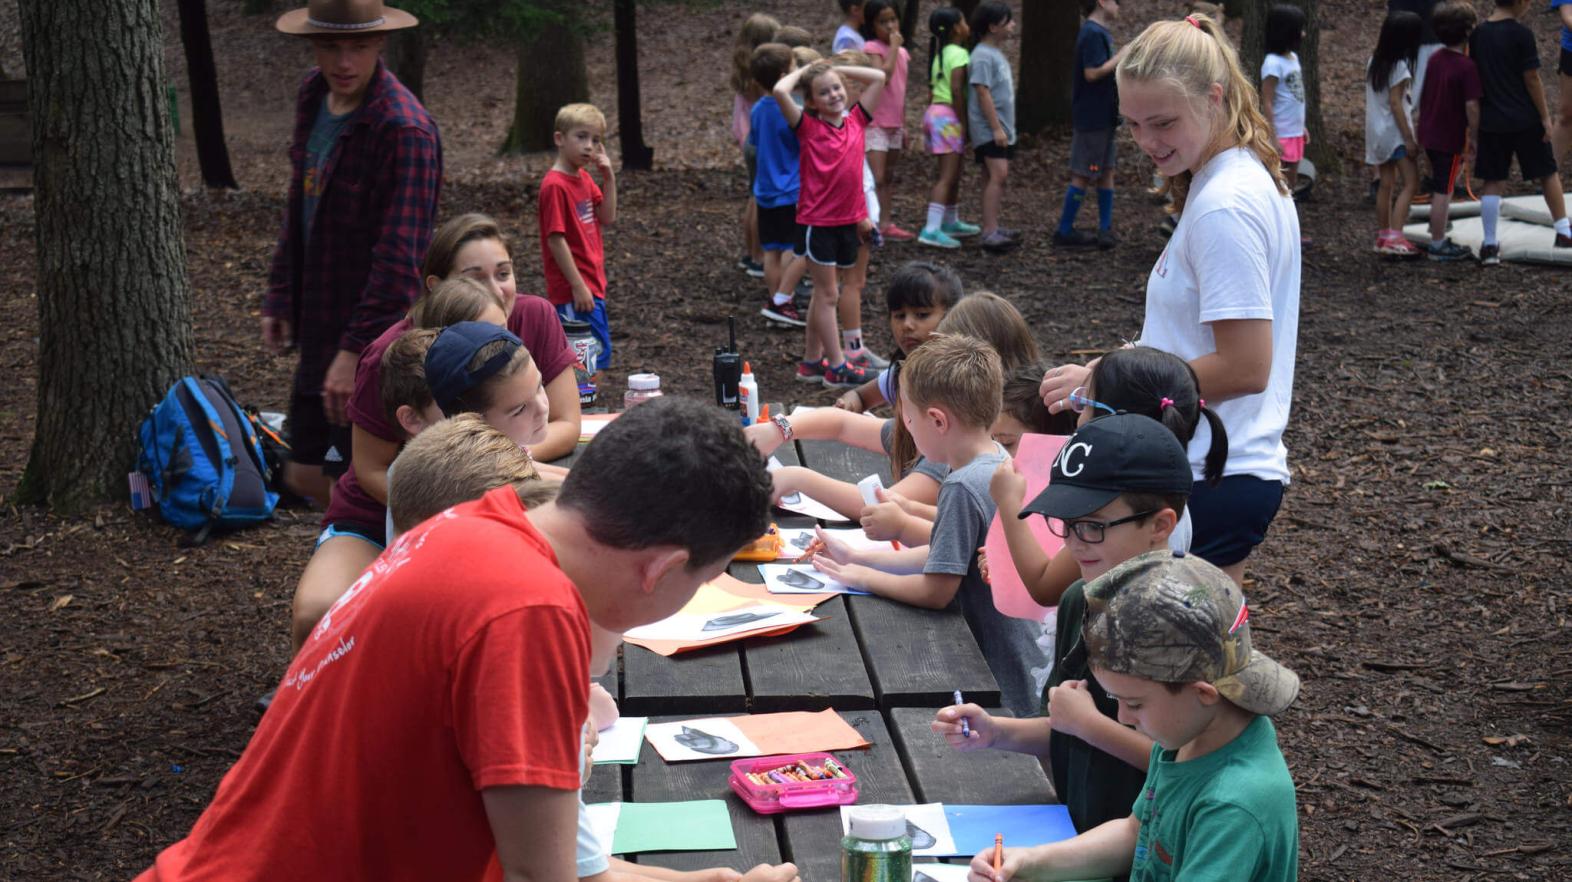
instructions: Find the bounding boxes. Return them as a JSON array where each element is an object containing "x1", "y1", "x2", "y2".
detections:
[
  {"x1": 1197, "y1": 404, "x2": 1229, "y2": 485},
  {"x1": 888, "y1": 393, "x2": 921, "y2": 480},
  {"x1": 927, "y1": 32, "x2": 940, "y2": 91}
]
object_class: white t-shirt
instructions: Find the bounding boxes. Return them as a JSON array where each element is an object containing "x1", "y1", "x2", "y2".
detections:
[
  {"x1": 834, "y1": 24, "x2": 864, "y2": 53},
  {"x1": 863, "y1": 157, "x2": 880, "y2": 226},
  {"x1": 1364, "y1": 58, "x2": 1413, "y2": 165},
  {"x1": 1137, "y1": 148, "x2": 1300, "y2": 486},
  {"x1": 1259, "y1": 52, "x2": 1306, "y2": 139}
]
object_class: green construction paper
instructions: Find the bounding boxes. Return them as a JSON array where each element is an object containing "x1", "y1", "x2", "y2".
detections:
[{"x1": 607, "y1": 800, "x2": 737, "y2": 854}]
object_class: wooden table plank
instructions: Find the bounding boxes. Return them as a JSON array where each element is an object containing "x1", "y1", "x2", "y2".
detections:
[
  {"x1": 630, "y1": 715, "x2": 782, "y2": 871},
  {"x1": 847, "y1": 596, "x2": 1000, "y2": 710},
  {"x1": 796, "y1": 430, "x2": 893, "y2": 486},
  {"x1": 886, "y1": 707, "x2": 1054, "y2": 805},
  {"x1": 622, "y1": 642, "x2": 749, "y2": 716},
  {"x1": 730, "y1": 562, "x2": 875, "y2": 711},
  {"x1": 777, "y1": 709, "x2": 913, "y2": 880}
]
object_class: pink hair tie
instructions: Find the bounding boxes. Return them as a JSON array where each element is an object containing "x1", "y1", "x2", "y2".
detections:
[
  {"x1": 1160, "y1": 397, "x2": 1175, "y2": 411},
  {"x1": 1198, "y1": 399, "x2": 1207, "y2": 408},
  {"x1": 1185, "y1": 14, "x2": 1203, "y2": 29}
]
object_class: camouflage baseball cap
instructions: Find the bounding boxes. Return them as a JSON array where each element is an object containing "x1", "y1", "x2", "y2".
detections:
[{"x1": 1082, "y1": 549, "x2": 1299, "y2": 716}]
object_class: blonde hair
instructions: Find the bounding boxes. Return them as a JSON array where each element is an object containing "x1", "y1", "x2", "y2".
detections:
[
  {"x1": 732, "y1": 13, "x2": 782, "y2": 95},
  {"x1": 409, "y1": 277, "x2": 505, "y2": 329},
  {"x1": 554, "y1": 102, "x2": 606, "y2": 136},
  {"x1": 388, "y1": 414, "x2": 548, "y2": 535},
  {"x1": 831, "y1": 49, "x2": 876, "y2": 68},
  {"x1": 1117, "y1": 13, "x2": 1288, "y2": 209},
  {"x1": 935, "y1": 292, "x2": 1040, "y2": 373},
  {"x1": 900, "y1": 333, "x2": 1003, "y2": 431},
  {"x1": 792, "y1": 46, "x2": 823, "y2": 67}
]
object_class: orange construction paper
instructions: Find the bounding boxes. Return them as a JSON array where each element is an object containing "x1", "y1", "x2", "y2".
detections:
[
  {"x1": 621, "y1": 575, "x2": 834, "y2": 656},
  {"x1": 733, "y1": 709, "x2": 869, "y2": 754}
]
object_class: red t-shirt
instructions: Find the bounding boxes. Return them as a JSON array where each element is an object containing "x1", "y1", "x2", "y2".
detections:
[
  {"x1": 795, "y1": 103, "x2": 872, "y2": 227},
  {"x1": 1417, "y1": 47, "x2": 1483, "y2": 155},
  {"x1": 321, "y1": 294, "x2": 576, "y2": 529},
  {"x1": 137, "y1": 488, "x2": 589, "y2": 882},
  {"x1": 538, "y1": 167, "x2": 606, "y2": 304}
]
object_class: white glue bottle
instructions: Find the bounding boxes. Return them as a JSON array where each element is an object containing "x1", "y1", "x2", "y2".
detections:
[{"x1": 738, "y1": 361, "x2": 760, "y2": 426}]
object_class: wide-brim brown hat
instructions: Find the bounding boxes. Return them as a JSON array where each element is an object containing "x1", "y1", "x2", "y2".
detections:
[{"x1": 277, "y1": 0, "x2": 418, "y2": 36}]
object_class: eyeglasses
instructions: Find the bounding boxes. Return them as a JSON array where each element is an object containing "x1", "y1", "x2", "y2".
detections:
[
  {"x1": 1068, "y1": 386, "x2": 1119, "y2": 417},
  {"x1": 1046, "y1": 510, "x2": 1157, "y2": 544}
]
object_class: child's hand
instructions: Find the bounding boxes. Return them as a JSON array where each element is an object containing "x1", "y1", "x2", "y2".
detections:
[
  {"x1": 571, "y1": 283, "x2": 595, "y2": 314},
  {"x1": 968, "y1": 846, "x2": 1028, "y2": 882},
  {"x1": 857, "y1": 217, "x2": 875, "y2": 244},
  {"x1": 1046, "y1": 679, "x2": 1099, "y2": 741},
  {"x1": 877, "y1": 485, "x2": 918, "y2": 516},
  {"x1": 989, "y1": 457, "x2": 1027, "y2": 517},
  {"x1": 812, "y1": 525, "x2": 857, "y2": 563},
  {"x1": 931, "y1": 702, "x2": 995, "y2": 750},
  {"x1": 977, "y1": 547, "x2": 991, "y2": 585},
  {"x1": 594, "y1": 143, "x2": 615, "y2": 177},
  {"x1": 680, "y1": 869, "x2": 744, "y2": 882},
  {"x1": 771, "y1": 467, "x2": 806, "y2": 503},
  {"x1": 859, "y1": 500, "x2": 906, "y2": 541},
  {"x1": 1040, "y1": 363, "x2": 1092, "y2": 415},
  {"x1": 835, "y1": 390, "x2": 864, "y2": 411},
  {"x1": 888, "y1": 29, "x2": 902, "y2": 51},
  {"x1": 992, "y1": 126, "x2": 1007, "y2": 148},
  {"x1": 739, "y1": 863, "x2": 800, "y2": 882},
  {"x1": 812, "y1": 554, "x2": 875, "y2": 590},
  {"x1": 745, "y1": 421, "x2": 785, "y2": 457}
]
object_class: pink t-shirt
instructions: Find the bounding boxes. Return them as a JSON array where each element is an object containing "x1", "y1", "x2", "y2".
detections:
[
  {"x1": 863, "y1": 41, "x2": 910, "y2": 130},
  {"x1": 795, "y1": 104, "x2": 872, "y2": 227}
]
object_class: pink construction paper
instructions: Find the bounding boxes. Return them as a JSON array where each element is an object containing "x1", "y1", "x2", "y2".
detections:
[{"x1": 985, "y1": 434, "x2": 1068, "y2": 621}]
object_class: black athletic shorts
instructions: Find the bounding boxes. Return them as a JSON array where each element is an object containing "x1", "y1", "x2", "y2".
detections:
[
  {"x1": 287, "y1": 391, "x2": 352, "y2": 476},
  {"x1": 757, "y1": 203, "x2": 802, "y2": 252},
  {"x1": 1560, "y1": 47, "x2": 1572, "y2": 78},
  {"x1": 1425, "y1": 149, "x2": 1463, "y2": 194},
  {"x1": 974, "y1": 142, "x2": 1017, "y2": 162},
  {"x1": 1475, "y1": 126, "x2": 1557, "y2": 182},
  {"x1": 794, "y1": 222, "x2": 863, "y2": 268}
]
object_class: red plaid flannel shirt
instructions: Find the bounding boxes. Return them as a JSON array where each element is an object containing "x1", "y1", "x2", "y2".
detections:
[{"x1": 264, "y1": 62, "x2": 442, "y2": 394}]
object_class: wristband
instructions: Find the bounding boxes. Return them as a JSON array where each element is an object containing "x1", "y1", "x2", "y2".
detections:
[{"x1": 771, "y1": 413, "x2": 794, "y2": 442}]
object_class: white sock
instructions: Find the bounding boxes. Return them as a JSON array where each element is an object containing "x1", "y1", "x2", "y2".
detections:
[
  {"x1": 944, "y1": 204, "x2": 959, "y2": 225},
  {"x1": 842, "y1": 329, "x2": 863, "y2": 356},
  {"x1": 1555, "y1": 216, "x2": 1571, "y2": 237},
  {"x1": 925, "y1": 202, "x2": 944, "y2": 233},
  {"x1": 1481, "y1": 195, "x2": 1501, "y2": 246},
  {"x1": 773, "y1": 291, "x2": 792, "y2": 306}
]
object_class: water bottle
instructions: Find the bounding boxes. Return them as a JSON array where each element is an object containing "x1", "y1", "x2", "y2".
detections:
[
  {"x1": 624, "y1": 373, "x2": 663, "y2": 410},
  {"x1": 561, "y1": 318, "x2": 603, "y2": 405},
  {"x1": 841, "y1": 805, "x2": 911, "y2": 882}
]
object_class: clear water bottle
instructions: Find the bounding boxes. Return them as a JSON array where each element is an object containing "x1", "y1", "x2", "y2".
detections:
[
  {"x1": 841, "y1": 805, "x2": 911, "y2": 882},
  {"x1": 624, "y1": 373, "x2": 663, "y2": 410}
]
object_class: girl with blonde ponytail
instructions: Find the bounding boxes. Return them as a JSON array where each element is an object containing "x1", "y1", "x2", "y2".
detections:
[{"x1": 1039, "y1": 12, "x2": 1301, "y2": 587}]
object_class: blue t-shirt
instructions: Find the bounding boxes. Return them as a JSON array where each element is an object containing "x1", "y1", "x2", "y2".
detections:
[
  {"x1": 303, "y1": 101, "x2": 354, "y2": 242},
  {"x1": 1554, "y1": 0, "x2": 1572, "y2": 52},
  {"x1": 749, "y1": 96, "x2": 800, "y2": 209},
  {"x1": 1072, "y1": 19, "x2": 1119, "y2": 131}
]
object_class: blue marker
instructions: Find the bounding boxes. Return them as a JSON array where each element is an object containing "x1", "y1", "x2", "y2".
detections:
[{"x1": 953, "y1": 690, "x2": 971, "y2": 738}]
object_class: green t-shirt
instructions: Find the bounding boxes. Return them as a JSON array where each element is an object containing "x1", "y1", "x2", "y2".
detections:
[
  {"x1": 1130, "y1": 715, "x2": 1299, "y2": 882},
  {"x1": 930, "y1": 43, "x2": 970, "y2": 105}
]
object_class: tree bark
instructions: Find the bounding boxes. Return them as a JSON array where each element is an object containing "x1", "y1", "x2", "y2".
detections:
[
  {"x1": 1017, "y1": 0, "x2": 1080, "y2": 133},
  {"x1": 176, "y1": 0, "x2": 238, "y2": 189},
  {"x1": 1242, "y1": 0, "x2": 1336, "y2": 172},
  {"x1": 385, "y1": 26, "x2": 428, "y2": 103},
  {"x1": 500, "y1": 10, "x2": 587, "y2": 154},
  {"x1": 613, "y1": 0, "x2": 653, "y2": 170},
  {"x1": 17, "y1": 0, "x2": 194, "y2": 511},
  {"x1": 242, "y1": 0, "x2": 273, "y2": 14}
]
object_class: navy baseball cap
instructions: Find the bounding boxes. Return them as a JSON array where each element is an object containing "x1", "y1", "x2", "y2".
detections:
[
  {"x1": 1019, "y1": 413, "x2": 1192, "y2": 521},
  {"x1": 425, "y1": 321, "x2": 522, "y2": 416}
]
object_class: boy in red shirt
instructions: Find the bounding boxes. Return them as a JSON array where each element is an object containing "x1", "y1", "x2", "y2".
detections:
[
  {"x1": 540, "y1": 103, "x2": 618, "y2": 373},
  {"x1": 1417, "y1": 1, "x2": 1483, "y2": 261},
  {"x1": 135, "y1": 398, "x2": 785, "y2": 882}
]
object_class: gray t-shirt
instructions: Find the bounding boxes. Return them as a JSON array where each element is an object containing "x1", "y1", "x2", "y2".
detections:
[
  {"x1": 303, "y1": 101, "x2": 354, "y2": 242},
  {"x1": 967, "y1": 43, "x2": 1016, "y2": 147},
  {"x1": 926, "y1": 444, "x2": 1045, "y2": 717},
  {"x1": 879, "y1": 418, "x2": 949, "y2": 485}
]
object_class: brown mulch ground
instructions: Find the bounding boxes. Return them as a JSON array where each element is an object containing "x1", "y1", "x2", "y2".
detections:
[{"x1": 2, "y1": 1, "x2": 1570, "y2": 879}]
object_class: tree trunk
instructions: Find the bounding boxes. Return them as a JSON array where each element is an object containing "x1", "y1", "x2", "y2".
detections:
[
  {"x1": 1017, "y1": 0, "x2": 1080, "y2": 133},
  {"x1": 613, "y1": 0, "x2": 653, "y2": 171},
  {"x1": 16, "y1": 0, "x2": 194, "y2": 511},
  {"x1": 385, "y1": 26, "x2": 428, "y2": 103},
  {"x1": 176, "y1": 0, "x2": 238, "y2": 189},
  {"x1": 241, "y1": 0, "x2": 273, "y2": 14},
  {"x1": 1242, "y1": 0, "x2": 1336, "y2": 172},
  {"x1": 499, "y1": 13, "x2": 587, "y2": 155},
  {"x1": 900, "y1": 0, "x2": 919, "y2": 46}
]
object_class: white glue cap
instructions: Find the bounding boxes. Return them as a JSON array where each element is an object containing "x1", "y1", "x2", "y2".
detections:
[
  {"x1": 627, "y1": 373, "x2": 661, "y2": 391},
  {"x1": 847, "y1": 805, "x2": 907, "y2": 840}
]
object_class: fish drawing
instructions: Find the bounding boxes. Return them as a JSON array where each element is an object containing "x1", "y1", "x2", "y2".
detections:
[
  {"x1": 790, "y1": 533, "x2": 815, "y2": 550},
  {"x1": 703, "y1": 610, "x2": 781, "y2": 631},
  {"x1": 673, "y1": 725, "x2": 739, "y2": 755},
  {"x1": 905, "y1": 819, "x2": 937, "y2": 850},
  {"x1": 778, "y1": 492, "x2": 803, "y2": 506},
  {"x1": 777, "y1": 569, "x2": 825, "y2": 591}
]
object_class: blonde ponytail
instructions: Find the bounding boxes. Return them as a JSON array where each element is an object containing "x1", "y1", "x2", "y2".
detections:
[{"x1": 1118, "y1": 14, "x2": 1289, "y2": 210}]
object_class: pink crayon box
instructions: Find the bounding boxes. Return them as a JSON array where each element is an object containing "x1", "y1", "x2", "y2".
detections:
[{"x1": 728, "y1": 752, "x2": 859, "y2": 814}]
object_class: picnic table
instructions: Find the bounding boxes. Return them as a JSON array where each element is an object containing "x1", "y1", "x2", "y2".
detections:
[{"x1": 550, "y1": 407, "x2": 1057, "y2": 879}]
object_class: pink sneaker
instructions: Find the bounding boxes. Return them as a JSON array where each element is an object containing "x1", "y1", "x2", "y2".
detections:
[
  {"x1": 1378, "y1": 232, "x2": 1420, "y2": 257},
  {"x1": 881, "y1": 223, "x2": 917, "y2": 241}
]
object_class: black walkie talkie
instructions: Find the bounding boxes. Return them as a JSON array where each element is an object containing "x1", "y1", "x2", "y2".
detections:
[{"x1": 713, "y1": 316, "x2": 742, "y2": 409}]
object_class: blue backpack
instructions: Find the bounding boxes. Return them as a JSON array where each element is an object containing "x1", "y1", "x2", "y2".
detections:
[{"x1": 136, "y1": 375, "x2": 279, "y2": 541}]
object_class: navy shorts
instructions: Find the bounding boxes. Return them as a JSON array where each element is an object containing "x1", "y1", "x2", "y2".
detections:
[{"x1": 1187, "y1": 475, "x2": 1285, "y2": 568}]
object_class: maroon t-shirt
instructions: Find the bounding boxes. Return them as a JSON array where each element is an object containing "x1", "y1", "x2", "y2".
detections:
[
  {"x1": 1417, "y1": 48, "x2": 1483, "y2": 155},
  {"x1": 321, "y1": 294, "x2": 575, "y2": 530}
]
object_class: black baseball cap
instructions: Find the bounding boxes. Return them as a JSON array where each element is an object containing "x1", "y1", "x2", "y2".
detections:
[
  {"x1": 425, "y1": 321, "x2": 522, "y2": 416},
  {"x1": 1019, "y1": 413, "x2": 1193, "y2": 521}
]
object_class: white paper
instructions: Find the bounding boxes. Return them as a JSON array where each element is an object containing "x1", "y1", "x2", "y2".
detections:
[
  {"x1": 622, "y1": 604, "x2": 816, "y2": 642},
  {"x1": 767, "y1": 457, "x2": 853, "y2": 522},
  {"x1": 584, "y1": 801, "x2": 621, "y2": 854},
  {"x1": 759, "y1": 563, "x2": 869, "y2": 596},
  {"x1": 645, "y1": 717, "x2": 762, "y2": 761},
  {"x1": 840, "y1": 803, "x2": 957, "y2": 857},
  {"x1": 912, "y1": 865, "x2": 972, "y2": 882},
  {"x1": 858, "y1": 474, "x2": 885, "y2": 507},
  {"x1": 592, "y1": 716, "x2": 648, "y2": 765},
  {"x1": 779, "y1": 527, "x2": 891, "y2": 557}
]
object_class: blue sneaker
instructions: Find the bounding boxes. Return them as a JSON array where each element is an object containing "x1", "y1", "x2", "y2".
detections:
[
  {"x1": 942, "y1": 219, "x2": 981, "y2": 238},
  {"x1": 918, "y1": 228, "x2": 961, "y2": 249}
]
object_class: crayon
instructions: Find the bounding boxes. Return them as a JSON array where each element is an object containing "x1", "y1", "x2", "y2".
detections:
[
  {"x1": 768, "y1": 771, "x2": 790, "y2": 784},
  {"x1": 954, "y1": 690, "x2": 971, "y2": 738},
  {"x1": 992, "y1": 834, "x2": 1004, "y2": 877}
]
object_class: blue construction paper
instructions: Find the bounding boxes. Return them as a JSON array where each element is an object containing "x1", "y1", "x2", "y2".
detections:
[{"x1": 942, "y1": 804, "x2": 1078, "y2": 855}]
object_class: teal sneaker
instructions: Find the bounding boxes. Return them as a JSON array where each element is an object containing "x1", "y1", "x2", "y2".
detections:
[
  {"x1": 917, "y1": 228, "x2": 961, "y2": 249},
  {"x1": 942, "y1": 219, "x2": 981, "y2": 238}
]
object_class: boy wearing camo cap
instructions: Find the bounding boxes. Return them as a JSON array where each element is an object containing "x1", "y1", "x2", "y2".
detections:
[{"x1": 969, "y1": 550, "x2": 1300, "y2": 882}]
